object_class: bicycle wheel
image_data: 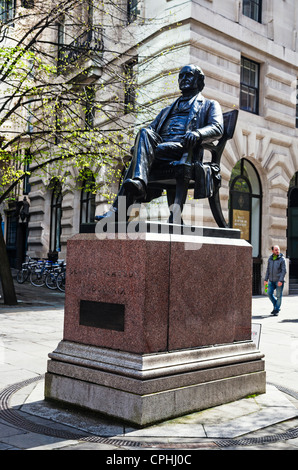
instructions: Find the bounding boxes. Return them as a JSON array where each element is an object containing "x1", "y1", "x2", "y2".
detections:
[
  {"x1": 30, "y1": 269, "x2": 45, "y2": 287},
  {"x1": 17, "y1": 268, "x2": 29, "y2": 283},
  {"x1": 45, "y1": 272, "x2": 58, "y2": 290},
  {"x1": 56, "y1": 272, "x2": 66, "y2": 292}
]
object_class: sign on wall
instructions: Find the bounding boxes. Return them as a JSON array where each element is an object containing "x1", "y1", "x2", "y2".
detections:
[{"x1": 233, "y1": 209, "x2": 250, "y2": 240}]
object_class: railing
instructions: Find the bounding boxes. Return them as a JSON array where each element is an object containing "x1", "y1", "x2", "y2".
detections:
[{"x1": 57, "y1": 27, "x2": 102, "y2": 71}]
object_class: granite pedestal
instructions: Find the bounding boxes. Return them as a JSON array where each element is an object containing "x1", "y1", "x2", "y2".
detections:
[{"x1": 45, "y1": 224, "x2": 266, "y2": 426}]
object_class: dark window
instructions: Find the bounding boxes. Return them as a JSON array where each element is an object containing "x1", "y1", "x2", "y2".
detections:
[
  {"x1": 240, "y1": 57, "x2": 259, "y2": 114},
  {"x1": 229, "y1": 158, "x2": 262, "y2": 295},
  {"x1": 127, "y1": 0, "x2": 138, "y2": 24},
  {"x1": 80, "y1": 171, "x2": 96, "y2": 226},
  {"x1": 243, "y1": 0, "x2": 262, "y2": 23},
  {"x1": 57, "y1": 20, "x2": 65, "y2": 66},
  {"x1": 124, "y1": 58, "x2": 137, "y2": 114},
  {"x1": 296, "y1": 80, "x2": 298, "y2": 128},
  {"x1": 87, "y1": 0, "x2": 93, "y2": 27},
  {"x1": 57, "y1": 19, "x2": 99, "y2": 72},
  {"x1": 229, "y1": 158, "x2": 262, "y2": 255},
  {"x1": 23, "y1": 149, "x2": 31, "y2": 195},
  {"x1": 288, "y1": 172, "x2": 298, "y2": 261},
  {"x1": 84, "y1": 85, "x2": 95, "y2": 129},
  {"x1": 6, "y1": 211, "x2": 17, "y2": 247},
  {"x1": 49, "y1": 180, "x2": 62, "y2": 253},
  {"x1": 55, "y1": 97, "x2": 62, "y2": 145},
  {"x1": 0, "y1": 0, "x2": 16, "y2": 22},
  {"x1": 21, "y1": 0, "x2": 34, "y2": 8},
  {"x1": 26, "y1": 99, "x2": 34, "y2": 133}
]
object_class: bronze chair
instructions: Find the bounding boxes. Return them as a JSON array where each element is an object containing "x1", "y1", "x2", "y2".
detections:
[{"x1": 145, "y1": 109, "x2": 238, "y2": 227}]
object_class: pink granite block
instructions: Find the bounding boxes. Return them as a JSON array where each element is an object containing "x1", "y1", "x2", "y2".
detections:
[
  {"x1": 233, "y1": 245, "x2": 253, "y2": 341},
  {"x1": 63, "y1": 234, "x2": 170, "y2": 354},
  {"x1": 63, "y1": 233, "x2": 253, "y2": 355},
  {"x1": 167, "y1": 241, "x2": 252, "y2": 350}
]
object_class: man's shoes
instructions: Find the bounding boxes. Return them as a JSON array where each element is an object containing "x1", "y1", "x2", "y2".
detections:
[
  {"x1": 271, "y1": 309, "x2": 279, "y2": 316},
  {"x1": 94, "y1": 179, "x2": 145, "y2": 223},
  {"x1": 123, "y1": 178, "x2": 146, "y2": 199}
]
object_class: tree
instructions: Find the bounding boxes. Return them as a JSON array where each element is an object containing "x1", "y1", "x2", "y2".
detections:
[
  {"x1": 0, "y1": 0, "x2": 182, "y2": 304},
  {"x1": 0, "y1": 0, "x2": 140, "y2": 304}
]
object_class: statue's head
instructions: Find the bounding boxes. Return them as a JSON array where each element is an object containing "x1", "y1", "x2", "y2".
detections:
[{"x1": 178, "y1": 64, "x2": 205, "y2": 95}]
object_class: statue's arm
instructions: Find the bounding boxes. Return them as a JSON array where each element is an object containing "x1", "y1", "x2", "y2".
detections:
[
  {"x1": 197, "y1": 100, "x2": 224, "y2": 143},
  {"x1": 183, "y1": 100, "x2": 223, "y2": 149}
]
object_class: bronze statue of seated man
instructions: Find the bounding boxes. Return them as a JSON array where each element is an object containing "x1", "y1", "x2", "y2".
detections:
[{"x1": 95, "y1": 64, "x2": 223, "y2": 222}]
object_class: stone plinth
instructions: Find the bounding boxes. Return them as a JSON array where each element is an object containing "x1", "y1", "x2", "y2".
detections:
[{"x1": 45, "y1": 227, "x2": 266, "y2": 426}]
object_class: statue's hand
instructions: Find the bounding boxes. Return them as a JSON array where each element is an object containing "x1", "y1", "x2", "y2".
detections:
[{"x1": 183, "y1": 130, "x2": 201, "y2": 149}]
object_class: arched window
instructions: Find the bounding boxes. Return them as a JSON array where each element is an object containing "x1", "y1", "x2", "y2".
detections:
[
  {"x1": 229, "y1": 159, "x2": 262, "y2": 294},
  {"x1": 80, "y1": 171, "x2": 96, "y2": 228},
  {"x1": 49, "y1": 179, "x2": 62, "y2": 253}
]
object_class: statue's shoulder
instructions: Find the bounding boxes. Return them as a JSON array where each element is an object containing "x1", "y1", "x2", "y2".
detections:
[
  {"x1": 160, "y1": 103, "x2": 172, "y2": 113},
  {"x1": 198, "y1": 94, "x2": 217, "y2": 105},
  {"x1": 199, "y1": 95, "x2": 222, "y2": 111}
]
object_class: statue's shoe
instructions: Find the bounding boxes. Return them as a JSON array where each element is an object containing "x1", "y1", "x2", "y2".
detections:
[
  {"x1": 123, "y1": 178, "x2": 146, "y2": 198},
  {"x1": 95, "y1": 208, "x2": 118, "y2": 221}
]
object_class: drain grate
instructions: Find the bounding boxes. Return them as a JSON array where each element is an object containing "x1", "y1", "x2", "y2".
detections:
[
  {"x1": 0, "y1": 376, "x2": 140, "y2": 448},
  {"x1": 1, "y1": 376, "x2": 298, "y2": 449}
]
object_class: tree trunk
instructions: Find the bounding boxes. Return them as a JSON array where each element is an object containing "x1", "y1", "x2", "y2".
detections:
[{"x1": 0, "y1": 215, "x2": 18, "y2": 305}]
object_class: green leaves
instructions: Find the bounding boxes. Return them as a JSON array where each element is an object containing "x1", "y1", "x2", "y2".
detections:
[{"x1": 0, "y1": 0, "x2": 155, "y2": 205}]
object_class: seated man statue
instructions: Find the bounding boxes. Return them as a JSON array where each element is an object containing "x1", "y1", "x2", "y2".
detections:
[{"x1": 96, "y1": 64, "x2": 224, "y2": 222}]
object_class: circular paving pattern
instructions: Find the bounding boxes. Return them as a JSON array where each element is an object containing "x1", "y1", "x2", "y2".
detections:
[{"x1": 1, "y1": 376, "x2": 298, "y2": 449}]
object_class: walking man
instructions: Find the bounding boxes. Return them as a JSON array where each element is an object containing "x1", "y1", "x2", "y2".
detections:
[{"x1": 264, "y1": 245, "x2": 287, "y2": 316}]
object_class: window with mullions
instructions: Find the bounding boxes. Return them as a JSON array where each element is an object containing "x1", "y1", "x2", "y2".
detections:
[
  {"x1": 229, "y1": 158, "x2": 262, "y2": 257},
  {"x1": 57, "y1": 19, "x2": 66, "y2": 71},
  {"x1": 84, "y1": 85, "x2": 95, "y2": 129},
  {"x1": 49, "y1": 180, "x2": 62, "y2": 253},
  {"x1": 6, "y1": 211, "x2": 17, "y2": 248},
  {"x1": 55, "y1": 97, "x2": 63, "y2": 145},
  {"x1": 240, "y1": 57, "x2": 259, "y2": 114},
  {"x1": 26, "y1": 99, "x2": 34, "y2": 133},
  {"x1": 23, "y1": 149, "x2": 31, "y2": 195},
  {"x1": 229, "y1": 159, "x2": 262, "y2": 294},
  {"x1": 124, "y1": 58, "x2": 137, "y2": 114},
  {"x1": 80, "y1": 171, "x2": 96, "y2": 227},
  {"x1": 243, "y1": 0, "x2": 262, "y2": 23},
  {"x1": 0, "y1": 0, "x2": 16, "y2": 22}
]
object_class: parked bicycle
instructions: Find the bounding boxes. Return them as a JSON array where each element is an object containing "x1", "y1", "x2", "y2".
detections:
[
  {"x1": 56, "y1": 266, "x2": 66, "y2": 292},
  {"x1": 29, "y1": 260, "x2": 51, "y2": 287},
  {"x1": 16, "y1": 257, "x2": 38, "y2": 284},
  {"x1": 16, "y1": 256, "x2": 66, "y2": 291},
  {"x1": 45, "y1": 261, "x2": 66, "y2": 290}
]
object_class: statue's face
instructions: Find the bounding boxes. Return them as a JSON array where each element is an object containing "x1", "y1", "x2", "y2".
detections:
[{"x1": 178, "y1": 65, "x2": 199, "y2": 93}]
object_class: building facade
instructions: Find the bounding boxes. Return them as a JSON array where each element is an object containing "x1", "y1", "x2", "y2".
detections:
[{"x1": 1, "y1": 0, "x2": 298, "y2": 295}]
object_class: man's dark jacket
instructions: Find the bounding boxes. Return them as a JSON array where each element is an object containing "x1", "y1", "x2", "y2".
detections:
[{"x1": 265, "y1": 253, "x2": 287, "y2": 283}]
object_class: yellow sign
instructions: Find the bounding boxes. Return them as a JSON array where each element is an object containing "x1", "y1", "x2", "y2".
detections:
[{"x1": 233, "y1": 209, "x2": 250, "y2": 240}]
